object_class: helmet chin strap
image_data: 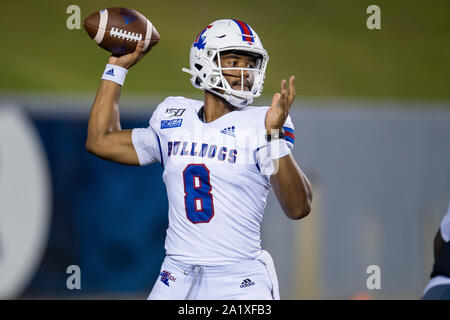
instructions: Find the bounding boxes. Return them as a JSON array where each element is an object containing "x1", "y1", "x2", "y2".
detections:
[
  {"x1": 205, "y1": 88, "x2": 253, "y2": 108},
  {"x1": 225, "y1": 93, "x2": 253, "y2": 107}
]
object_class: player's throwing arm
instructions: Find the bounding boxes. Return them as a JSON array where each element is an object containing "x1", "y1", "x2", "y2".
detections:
[
  {"x1": 84, "y1": 8, "x2": 159, "y2": 165},
  {"x1": 85, "y1": 41, "x2": 148, "y2": 165}
]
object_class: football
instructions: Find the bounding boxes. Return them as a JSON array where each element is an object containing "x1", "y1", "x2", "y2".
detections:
[{"x1": 84, "y1": 7, "x2": 160, "y2": 56}]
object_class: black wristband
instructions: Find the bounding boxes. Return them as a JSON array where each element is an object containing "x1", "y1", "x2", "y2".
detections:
[{"x1": 265, "y1": 129, "x2": 285, "y2": 142}]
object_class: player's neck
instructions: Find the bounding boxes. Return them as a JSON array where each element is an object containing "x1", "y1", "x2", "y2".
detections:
[{"x1": 203, "y1": 91, "x2": 237, "y2": 122}]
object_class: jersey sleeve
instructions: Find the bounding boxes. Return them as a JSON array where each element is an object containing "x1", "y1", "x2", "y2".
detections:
[
  {"x1": 131, "y1": 107, "x2": 163, "y2": 166},
  {"x1": 440, "y1": 201, "x2": 450, "y2": 242},
  {"x1": 282, "y1": 114, "x2": 295, "y2": 150},
  {"x1": 132, "y1": 126, "x2": 161, "y2": 166}
]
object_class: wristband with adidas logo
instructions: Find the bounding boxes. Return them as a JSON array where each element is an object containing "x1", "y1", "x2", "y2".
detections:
[{"x1": 101, "y1": 64, "x2": 128, "y2": 86}]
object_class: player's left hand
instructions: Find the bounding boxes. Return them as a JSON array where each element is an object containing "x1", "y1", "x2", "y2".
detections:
[{"x1": 265, "y1": 76, "x2": 295, "y2": 134}]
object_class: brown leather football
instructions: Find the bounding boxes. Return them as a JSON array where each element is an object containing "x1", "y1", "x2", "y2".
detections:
[{"x1": 84, "y1": 7, "x2": 160, "y2": 56}]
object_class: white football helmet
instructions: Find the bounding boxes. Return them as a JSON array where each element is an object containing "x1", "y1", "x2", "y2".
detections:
[{"x1": 182, "y1": 19, "x2": 269, "y2": 107}]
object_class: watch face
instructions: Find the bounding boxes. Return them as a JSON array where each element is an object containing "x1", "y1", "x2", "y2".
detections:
[{"x1": 266, "y1": 129, "x2": 285, "y2": 142}]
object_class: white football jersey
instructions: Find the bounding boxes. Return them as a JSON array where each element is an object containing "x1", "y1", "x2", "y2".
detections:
[{"x1": 132, "y1": 96, "x2": 295, "y2": 265}]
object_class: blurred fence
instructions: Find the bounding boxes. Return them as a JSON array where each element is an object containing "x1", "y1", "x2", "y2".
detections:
[{"x1": 0, "y1": 96, "x2": 449, "y2": 299}]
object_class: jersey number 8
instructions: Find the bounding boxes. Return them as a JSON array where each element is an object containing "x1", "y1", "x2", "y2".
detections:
[{"x1": 183, "y1": 164, "x2": 215, "y2": 223}]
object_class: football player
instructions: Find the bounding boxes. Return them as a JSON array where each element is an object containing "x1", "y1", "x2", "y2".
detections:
[
  {"x1": 422, "y1": 201, "x2": 450, "y2": 299},
  {"x1": 86, "y1": 19, "x2": 312, "y2": 299}
]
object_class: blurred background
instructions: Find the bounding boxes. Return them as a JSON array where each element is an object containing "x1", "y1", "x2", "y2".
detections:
[{"x1": 0, "y1": 0, "x2": 449, "y2": 299}]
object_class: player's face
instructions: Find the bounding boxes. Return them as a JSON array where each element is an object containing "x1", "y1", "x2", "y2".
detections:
[{"x1": 218, "y1": 51, "x2": 257, "y2": 91}]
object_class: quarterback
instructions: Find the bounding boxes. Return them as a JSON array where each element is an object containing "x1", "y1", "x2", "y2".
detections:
[{"x1": 86, "y1": 19, "x2": 312, "y2": 300}]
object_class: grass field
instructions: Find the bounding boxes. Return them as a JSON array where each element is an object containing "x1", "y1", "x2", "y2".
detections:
[{"x1": 1, "y1": 0, "x2": 449, "y2": 101}]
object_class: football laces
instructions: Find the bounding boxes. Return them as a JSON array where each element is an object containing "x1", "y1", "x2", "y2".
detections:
[{"x1": 110, "y1": 27, "x2": 143, "y2": 42}]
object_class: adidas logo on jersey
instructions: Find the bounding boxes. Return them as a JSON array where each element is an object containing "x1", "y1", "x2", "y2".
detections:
[
  {"x1": 220, "y1": 126, "x2": 235, "y2": 137},
  {"x1": 240, "y1": 278, "x2": 255, "y2": 288}
]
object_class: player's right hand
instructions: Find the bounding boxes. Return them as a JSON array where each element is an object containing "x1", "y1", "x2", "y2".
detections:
[{"x1": 108, "y1": 41, "x2": 148, "y2": 70}]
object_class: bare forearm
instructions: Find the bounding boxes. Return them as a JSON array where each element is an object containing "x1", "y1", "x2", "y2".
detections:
[
  {"x1": 87, "y1": 80, "x2": 122, "y2": 142},
  {"x1": 270, "y1": 154, "x2": 312, "y2": 220}
]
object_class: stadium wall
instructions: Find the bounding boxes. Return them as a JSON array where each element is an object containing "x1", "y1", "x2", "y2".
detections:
[{"x1": 0, "y1": 97, "x2": 449, "y2": 299}]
